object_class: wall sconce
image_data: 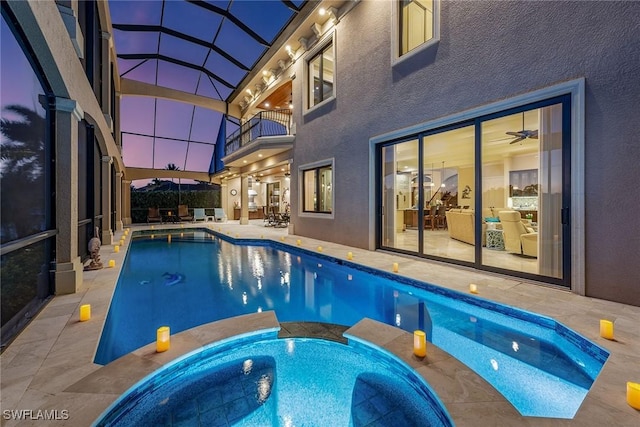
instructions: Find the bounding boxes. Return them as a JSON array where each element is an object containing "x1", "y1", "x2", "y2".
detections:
[
  {"x1": 285, "y1": 45, "x2": 295, "y2": 60},
  {"x1": 156, "y1": 326, "x2": 170, "y2": 352}
]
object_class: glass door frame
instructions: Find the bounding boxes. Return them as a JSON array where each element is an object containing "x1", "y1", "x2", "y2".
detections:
[{"x1": 376, "y1": 94, "x2": 572, "y2": 287}]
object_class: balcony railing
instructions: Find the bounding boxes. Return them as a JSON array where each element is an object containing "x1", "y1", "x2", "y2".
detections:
[{"x1": 225, "y1": 110, "x2": 292, "y2": 156}]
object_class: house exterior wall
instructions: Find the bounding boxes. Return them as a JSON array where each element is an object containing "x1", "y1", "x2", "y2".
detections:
[{"x1": 289, "y1": 0, "x2": 640, "y2": 305}]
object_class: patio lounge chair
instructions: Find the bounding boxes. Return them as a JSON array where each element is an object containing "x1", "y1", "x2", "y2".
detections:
[
  {"x1": 214, "y1": 208, "x2": 227, "y2": 222},
  {"x1": 193, "y1": 208, "x2": 207, "y2": 222},
  {"x1": 147, "y1": 207, "x2": 162, "y2": 224},
  {"x1": 178, "y1": 204, "x2": 194, "y2": 222}
]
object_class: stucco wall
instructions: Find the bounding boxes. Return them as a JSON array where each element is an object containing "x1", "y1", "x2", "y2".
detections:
[{"x1": 290, "y1": 0, "x2": 640, "y2": 305}]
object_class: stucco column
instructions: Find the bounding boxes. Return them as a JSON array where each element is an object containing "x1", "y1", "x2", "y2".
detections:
[
  {"x1": 220, "y1": 182, "x2": 228, "y2": 219},
  {"x1": 240, "y1": 175, "x2": 249, "y2": 225},
  {"x1": 122, "y1": 179, "x2": 132, "y2": 225},
  {"x1": 101, "y1": 156, "x2": 113, "y2": 244},
  {"x1": 115, "y1": 171, "x2": 123, "y2": 231},
  {"x1": 54, "y1": 97, "x2": 84, "y2": 294},
  {"x1": 115, "y1": 92, "x2": 122, "y2": 148},
  {"x1": 100, "y1": 31, "x2": 112, "y2": 131}
]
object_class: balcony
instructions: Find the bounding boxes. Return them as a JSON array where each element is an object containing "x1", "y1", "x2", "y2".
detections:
[{"x1": 223, "y1": 110, "x2": 294, "y2": 168}]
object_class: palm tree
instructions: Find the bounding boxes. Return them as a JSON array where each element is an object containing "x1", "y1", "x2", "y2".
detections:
[
  {"x1": 165, "y1": 162, "x2": 181, "y2": 203},
  {"x1": 1, "y1": 105, "x2": 46, "y2": 242}
]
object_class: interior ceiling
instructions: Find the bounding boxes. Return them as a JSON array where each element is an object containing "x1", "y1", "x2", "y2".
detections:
[
  {"x1": 394, "y1": 109, "x2": 541, "y2": 171},
  {"x1": 257, "y1": 81, "x2": 293, "y2": 111},
  {"x1": 109, "y1": 0, "x2": 306, "y2": 177}
]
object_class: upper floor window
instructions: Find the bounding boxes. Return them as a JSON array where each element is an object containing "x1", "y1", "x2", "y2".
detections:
[
  {"x1": 394, "y1": 0, "x2": 440, "y2": 62},
  {"x1": 307, "y1": 36, "x2": 335, "y2": 110},
  {"x1": 301, "y1": 161, "x2": 333, "y2": 215}
]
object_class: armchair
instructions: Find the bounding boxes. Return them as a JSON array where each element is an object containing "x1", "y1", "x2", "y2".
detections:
[
  {"x1": 498, "y1": 210, "x2": 537, "y2": 257},
  {"x1": 147, "y1": 207, "x2": 162, "y2": 224},
  {"x1": 178, "y1": 205, "x2": 194, "y2": 222}
]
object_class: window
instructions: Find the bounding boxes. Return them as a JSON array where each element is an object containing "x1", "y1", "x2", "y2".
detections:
[
  {"x1": 307, "y1": 36, "x2": 335, "y2": 109},
  {"x1": 1, "y1": 8, "x2": 55, "y2": 346},
  {"x1": 301, "y1": 162, "x2": 333, "y2": 214},
  {"x1": 394, "y1": 0, "x2": 439, "y2": 61}
]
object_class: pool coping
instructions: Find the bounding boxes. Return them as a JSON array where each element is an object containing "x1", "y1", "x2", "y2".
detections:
[{"x1": 1, "y1": 222, "x2": 639, "y2": 426}]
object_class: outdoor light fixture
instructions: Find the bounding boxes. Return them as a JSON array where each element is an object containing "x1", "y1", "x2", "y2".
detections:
[
  {"x1": 600, "y1": 319, "x2": 614, "y2": 340},
  {"x1": 628, "y1": 382, "x2": 640, "y2": 409},
  {"x1": 79, "y1": 304, "x2": 91, "y2": 322},
  {"x1": 413, "y1": 330, "x2": 427, "y2": 357},
  {"x1": 156, "y1": 326, "x2": 170, "y2": 352}
]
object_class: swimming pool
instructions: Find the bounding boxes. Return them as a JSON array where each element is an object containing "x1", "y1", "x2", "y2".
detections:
[
  {"x1": 94, "y1": 332, "x2": 453, "y2": 426},
  {"x1": 96, "y1": 229, "x2": 609, "y2": 418}
]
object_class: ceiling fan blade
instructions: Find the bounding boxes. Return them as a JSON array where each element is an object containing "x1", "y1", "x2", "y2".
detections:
[
  {"x1": 509, "y1": 136, "x2": 526, "y2": 144},
  {"x1": 530, "y1": 130, "x2": 539, "y2": 139},
  {"x1": 506, "y1": 131, "x2": 524, "y2": 137},
  {"x1": 489, "y1": 136, "x2": 515, "y2": 142}
]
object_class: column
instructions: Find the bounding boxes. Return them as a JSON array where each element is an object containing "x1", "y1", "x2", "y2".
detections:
[
  {"x1": 115, "y1": 171, "x2": 123, "y2": 231},
  {"x1": 100, "y1": 31, "x2": 112, "y2": 131},
  {"x1": 122, "y1": 179, "x2": 132, "y2": 225},
  {"x1": 54, "y1": 97, "x2": 84, "y2": 294},
  {"x1": 220, "y1": 182, "x2": 228, "y2": 219},
  {"x1": 114, "y1": 93, "x2": 122, "y2": 148},
  {"x1": 240, "y1": 175, "x2": 249, "y2": 225},
  {"x1": 101, "y1": 156, "x2": 113, "y2": 244}
]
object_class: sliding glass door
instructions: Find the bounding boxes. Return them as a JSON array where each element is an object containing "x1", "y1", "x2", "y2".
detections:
[
  {"x1": 378, "y1": 96, "x2": 570, "y2": 286},
  {"x1": 380, "y1": 139, "x2": 419, "y2": 252},
  {"x1": 422, "y1": 125, "x2": 474, "y2": 262},
  {"x1": 480, "y1": 101, "x2": 568, "y2": 281}
]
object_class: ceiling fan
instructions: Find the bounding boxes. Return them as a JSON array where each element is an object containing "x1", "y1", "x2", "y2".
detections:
[{"x1": 504, "y1": 112, "x2": 538, "y2": 144}]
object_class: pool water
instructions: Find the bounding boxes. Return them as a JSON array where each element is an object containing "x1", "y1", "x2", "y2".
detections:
[
  {"x1": 94, "y1": 334, "x2": 453, "y2": 427},
  {"x1": 95, "y1": 230, "x2": 609, "y2": 418}
]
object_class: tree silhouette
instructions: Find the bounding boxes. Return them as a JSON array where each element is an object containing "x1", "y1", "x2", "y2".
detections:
[
  {"x1": 165, "y1": 163, "x2": 181, "y2": 203},
  {"x1": 1, "y1": 105, "x2": 47, "y2": 242}
]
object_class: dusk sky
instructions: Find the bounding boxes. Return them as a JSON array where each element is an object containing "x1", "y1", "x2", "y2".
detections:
[
  {"x1": 2, "y1": 1, "x2": 304, "y2": 186},
  {"x1": 110, "y1": 0, "x2": 305, "y2": 185}
]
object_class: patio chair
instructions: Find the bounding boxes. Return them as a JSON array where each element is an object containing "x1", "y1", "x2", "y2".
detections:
[
  {"x1": 193, "y1": 208, "x2": 206, "y2": 222},
  {"x1": 214, "y1": 208, "x2": 227, "y2": 222},
  {"x1": 178, "y1": 204, "x2": 194, "y2": 222},
  {"x1": 147, "y1": 207, "x2": 162, "y2": 224}
]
